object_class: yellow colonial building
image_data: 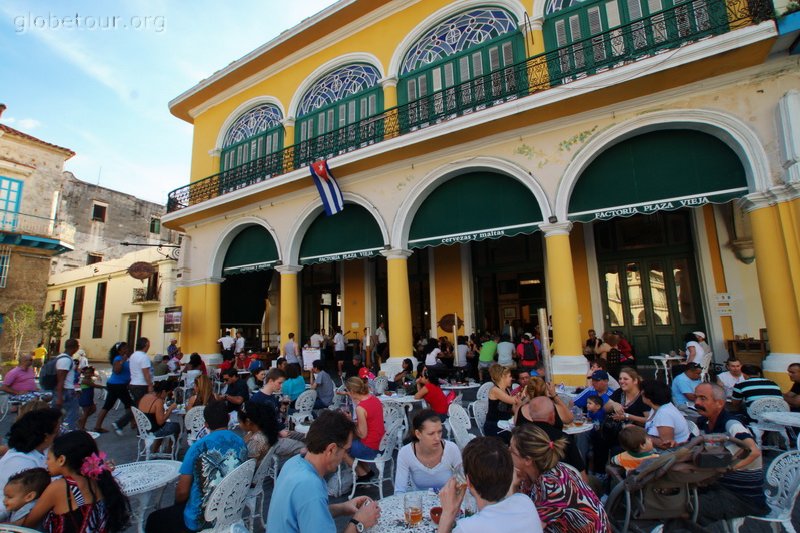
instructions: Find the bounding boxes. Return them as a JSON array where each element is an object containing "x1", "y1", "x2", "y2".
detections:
[{"x1": 163, "y1": 0, "x2": 800, "y2": 386}]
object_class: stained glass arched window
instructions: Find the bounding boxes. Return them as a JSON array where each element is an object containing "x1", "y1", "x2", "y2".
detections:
[
  {"x1": 297, "y1": 64, "x2": 382, "y2": 117},
  {"x1": 397, "y1": 7, "x2": 524, "y2": 125},
  {"x1": 220, "y1": 104, "x2": 284, "y2": 171},
  {"x1": 400, "y1": 9, "x2": 518, "y2": 75},
  {"x1": 295, "y1": 64, "x2": 383, "y2": 147}
]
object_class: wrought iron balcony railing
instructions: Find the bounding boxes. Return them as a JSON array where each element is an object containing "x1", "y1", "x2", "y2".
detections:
[
  {"x1": 0, "y1": 209, "x2": 75, "y2": 243},
  {"x1": 166, "y1": 0, "x2": 772, "y2": 213}
]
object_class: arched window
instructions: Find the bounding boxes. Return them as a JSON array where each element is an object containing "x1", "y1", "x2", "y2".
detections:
[
  {"x1": 398, "y1": 7, "x2": 524, "y2": 122},
  {"x1": 543, "y1": 0, "x2": 725, "y2": 78},
  {"x1": 221, "y1": 104, "x2": 284, "y2": 171},
  {"x1": 295, "y1": 64, "x2": 383, "y2": 144}
]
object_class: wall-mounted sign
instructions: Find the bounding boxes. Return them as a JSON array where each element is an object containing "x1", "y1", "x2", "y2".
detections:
[{"x1": 164, "y1": 306, "x2": 182, "y2": 333}]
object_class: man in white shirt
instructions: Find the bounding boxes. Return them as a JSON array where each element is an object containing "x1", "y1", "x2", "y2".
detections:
[
  {"x1": 332, "y1": 327, "x2": 346, "y2": 377},
  {"x1": 496, "y1": 335, "x2": 516, "y2": 368},
  {"x1": 309, "y1": 329, "x2": 325, "y2": 349},
  {"x1": 128, "y1": 337, "x2": 154, "y2": 405},
  {"x1": 375, "y1": 322, "x2": 388, "y2": 361},
  {"x1": 218, "y1": 330, "x2": 235, "y2": 362},
  {"x1": 284, "y1": 332, "x2": 300, "y2": 365},
  {"x1": 437, "y1": 437, "x2": 542, "y2": 533},
  {"x1": 716, "y1": 358, "x2": 745, "y2": 399},
  {"x1": 53, "y1": 338, "x2": 81, "y2": 430},
  {"x1": 234, "y1": 331, "x2": 245, "y2": 355}
]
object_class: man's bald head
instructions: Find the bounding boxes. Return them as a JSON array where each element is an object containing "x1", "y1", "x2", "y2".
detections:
[{"x1": 527, "y1": 396, "x2": 556, "y2": 425}]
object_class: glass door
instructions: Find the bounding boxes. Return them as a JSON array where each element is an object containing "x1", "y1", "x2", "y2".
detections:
[{"x1": 600, "y1": 254, "x2": 704, "y2": 360}]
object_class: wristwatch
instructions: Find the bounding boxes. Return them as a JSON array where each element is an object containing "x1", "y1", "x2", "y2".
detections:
[{"x1": 349, "y1": 518, "x2": 364, "y2": 532}]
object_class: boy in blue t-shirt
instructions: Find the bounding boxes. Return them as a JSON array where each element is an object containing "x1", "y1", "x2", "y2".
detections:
[{"x1": 586, "y1": 394, "x2": 606, "y2": 430}]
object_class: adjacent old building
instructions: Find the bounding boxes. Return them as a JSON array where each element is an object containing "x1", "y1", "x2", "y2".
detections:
[
  {"x1": 0, "y1": 104, "x2": 75, "y2": 360},
  {"x1": 163, "y1": 0, "x2": 800, "y2": 387}
]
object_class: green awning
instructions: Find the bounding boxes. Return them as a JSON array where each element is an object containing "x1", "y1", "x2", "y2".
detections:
[
  {"x1": 408, "y1": 172, "x2": 544, "y2": 248},
  {"x1": 222, "y1": 225, "x2": 279, "y2": 275},
  {"x1": 299, "y1": 204, "x2": 384, "y2": 264},
  {"x1": 569, "y1": 130, "x2": 748, "y2": 222}
]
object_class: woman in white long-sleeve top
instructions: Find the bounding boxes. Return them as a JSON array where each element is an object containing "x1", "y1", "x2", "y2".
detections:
[{"x1": 394, "y1": 409, "x2": 462, "y2": 493}]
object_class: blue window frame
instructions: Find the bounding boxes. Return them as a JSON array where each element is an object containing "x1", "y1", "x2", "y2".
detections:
[{"x1": 0, "y1": 176, "x2": 23, "y2": 231}]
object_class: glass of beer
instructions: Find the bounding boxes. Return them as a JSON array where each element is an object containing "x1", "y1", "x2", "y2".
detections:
[{"x1": 404, "y1": 492, "x2": 423, "y2": 526}]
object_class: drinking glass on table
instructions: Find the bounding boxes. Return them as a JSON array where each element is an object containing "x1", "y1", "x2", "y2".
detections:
[{"x1": 404, "y1": 492, "x2": 423, "y2": 526}]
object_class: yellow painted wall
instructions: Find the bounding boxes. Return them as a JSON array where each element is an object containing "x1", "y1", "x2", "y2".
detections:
[
  {"x1": 342, "y1": 260, "x2": 366, "y2": 334},
  {"x1": 188, "y1": 0, "x2": 514, "y2": 182},
  {"x1": 185, "y1": 283, "x2": 221, "y2": 354},
  {"x1": 433, "y1": 245, "x2": 464, "y2": 337},
  {"x1": 702, "y1": 205, "x2": 734, "y2": 342},
  {"x1": 570, "y1": 224, "x2": 594, "y2": 335}
]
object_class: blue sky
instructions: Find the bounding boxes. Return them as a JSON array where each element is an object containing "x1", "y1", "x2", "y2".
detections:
[{"x1": 0, "y1": 0, "x2": 336, "y2": 204}]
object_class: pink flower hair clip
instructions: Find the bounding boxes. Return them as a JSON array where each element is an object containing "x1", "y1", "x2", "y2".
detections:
[{"x1": 80, "y1": 451, "x2": 109, "y2": 480}]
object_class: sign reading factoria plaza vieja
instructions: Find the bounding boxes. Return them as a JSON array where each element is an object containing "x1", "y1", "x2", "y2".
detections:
[
  {"x1": 569, "y1": 188, "x2": 749, "y2": 222},
  {"x1": 300, "y1": 248, "x2": 381, "y2": 265}
]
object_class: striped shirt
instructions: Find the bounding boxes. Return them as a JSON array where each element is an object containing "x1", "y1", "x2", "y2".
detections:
[
  {"x1": 731, "y1": 377, "x2": 782, "y2": 409},
  {"x1": 698, "y1": 410, "x2": 765, "y2": 509}
]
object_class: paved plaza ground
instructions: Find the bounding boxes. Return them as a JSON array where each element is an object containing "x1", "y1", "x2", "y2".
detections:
[{"x1": 2, "y1": 371, "x2": 798, "y2": 532}]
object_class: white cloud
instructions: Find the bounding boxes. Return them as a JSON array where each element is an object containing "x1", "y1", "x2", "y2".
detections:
[{"x1": 1, "y1": 116, "x2": 42, "y2": 131}]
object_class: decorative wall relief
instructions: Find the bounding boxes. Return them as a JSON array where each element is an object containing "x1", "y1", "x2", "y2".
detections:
[{"x1": 558, "y1": 125, "x2": 599, "y2": 152}]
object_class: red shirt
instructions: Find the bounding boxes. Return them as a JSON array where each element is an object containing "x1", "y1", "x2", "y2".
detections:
[
  {"x1": 358, "y1": 395, "x2": 385, "y2": 450},
  {"x1": 424, "y1": 382, "x2": 449, "y2": 415}
]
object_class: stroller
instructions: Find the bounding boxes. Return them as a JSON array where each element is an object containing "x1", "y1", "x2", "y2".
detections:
[{"x1": 604, "y1": 434, "x2": 751, "y2": 532}]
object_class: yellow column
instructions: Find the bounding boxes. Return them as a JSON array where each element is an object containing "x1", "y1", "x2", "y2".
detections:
[
  {"x1": 196, "y1": 279, "x2": 222, "y2": 355},
  {"x1": 744, "y1": 195, "x2": 800, "y2": 390},
  {"x1": 528, "y1": 21, "x2": 546, "y2": 55},
  {"x1": 381, "y1": 78, "x2": 400, "y2": 140},
  {"x1": 542, "y1": 222, "x2": 587, "y2": 386},
  {"x1": 283, "y1": 119, "x2": 295, "y2": 148},
  {"x1": 276, "y1": 265, "x2": 302, "y2": 347},
  {"x1": 174, "y1": 285, "x2": 190, "y2": 351},
  {"x1": 382, "y1": 249, "x2": 414, "y2": 361},
  {"x1": 777, "y1": 197, "x2": 800, "y2": 315}
]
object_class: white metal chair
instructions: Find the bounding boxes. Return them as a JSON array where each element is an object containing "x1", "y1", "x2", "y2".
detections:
[
  {"x1": 0, "y1": 393, "x2": 9, "y2": 422},
  {"x1": 728, "y1": 449, "x2": 800, "y2": 533},
  {"x1": 448, "y1": 403, "x2": 476, "y2": 450},
  {"x1": 328, "y1": 385, "x2": 348, "y2": 411},
  {"x1": 184, "y1": 406, "x2": 207, "y2": 446},
  {"x1": 0, "y1": 526, "x2": 47, "y2": 533},
  {"x1": 290, "y1": 389, "x2": 318, "y2": 428},
  {"x1": 383, "y1": 401, "x2": 407, "y2": 454},
  {"x1": 349, "y1": 419, "x2": 403, "y2": 499},
  {"x1": 471, "y1": 400, "x2": 488, "y2": 436},
  {"x1": 686, "y1": 419, "x2": 700, "y2": 438},
  {"x1": 748, "y1": 397, "x2": 791, "y2": 450},
  {"x1": 131, "y1": 407, "x2": 177, "y2": 461},
  {"x1": 373, "y1": 375, "x2": 389, "y2": 395},
  {"x1": 699, "y1": 351, "x2": 714, "y2": 382},
  {"x1": 244, "y1": 447, "x2": 279, "y2": 530},
  {"x1": 200, "y1": 459, "x2": 256, "y2": 533},
  {"x1": 469, "y1": 382, "x2": 494, "y2": 423}
]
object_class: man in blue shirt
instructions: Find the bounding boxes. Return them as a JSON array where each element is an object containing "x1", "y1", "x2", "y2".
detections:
[
  {"x1": 671, "y1": 362, "x2": 702, "y2": 408},
  {"x1": 267, "y1": 410, "x2": 380, "y2": 532},
  {"x1": 574, "y1": 370, "x2": 614, "y2": 409},
  {"x1": 145, "y1": 400, "x2": 247, "y2": 533}
]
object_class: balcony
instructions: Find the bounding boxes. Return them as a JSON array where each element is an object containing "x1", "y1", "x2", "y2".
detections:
[
  {"x1": 132, "y1": 287, "x2": 160, "y2": 305},
  {"x1": 166, "y1": 0, "x2": 773, "y2": 214},
  {"x1": 0, "y1": 209, "x2": 75, "y2": 253}
]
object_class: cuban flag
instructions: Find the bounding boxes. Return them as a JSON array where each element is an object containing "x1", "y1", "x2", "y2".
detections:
[{"x1": 310, "y1": 159, "x2": 344, "y2": 216}]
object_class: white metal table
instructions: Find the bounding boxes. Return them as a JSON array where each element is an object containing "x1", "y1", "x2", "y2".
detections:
[
  {"x1": 370, "y1": 490, "x2": 440, "y2": 532},
  {"x1": 762, "y1": 411, "x2": 800, "y2": 449},
  {"x1": 649, "y1": 355, "x2": 684, "y2": 385},
  {"x1": 113, "y1": 460, "x2": 181, "y2": 533},
  {"x1": 497, "y1": 419, "x2": 592, "y2": 435},
  {"x1": 440, "y1": 383, "x2": 481, "y2": 391}
]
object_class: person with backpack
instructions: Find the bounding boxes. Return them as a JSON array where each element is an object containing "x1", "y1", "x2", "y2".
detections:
[
  {"x1": 517, "y1": 333, "x2": 539, "y2": 370},
  {"x1": 47, "y1": 338, "x2": 80, "y2": 431}
]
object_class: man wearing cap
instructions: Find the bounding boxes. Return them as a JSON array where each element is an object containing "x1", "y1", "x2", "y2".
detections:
[
  {"x1": 671, "y1": 363, "x2": 702, "y2": 408},
  {"x1": 694, "y1": 331, "x2": 711, "y2": 354},
  {"x1": 574, "y1": 370, "x2": 614, "y2": 409}
]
